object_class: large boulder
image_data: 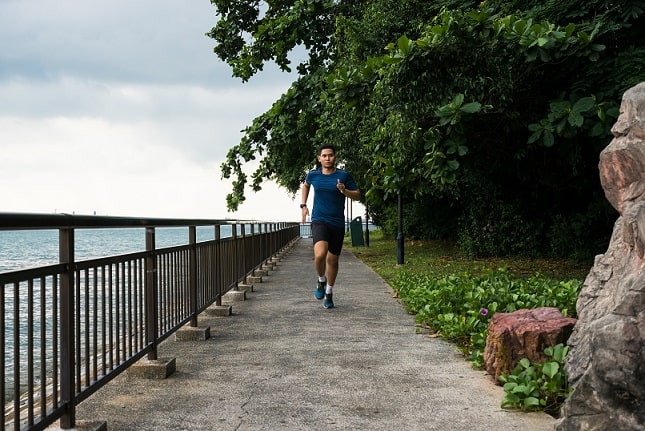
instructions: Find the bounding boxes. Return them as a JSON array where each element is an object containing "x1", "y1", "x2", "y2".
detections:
[
  {"x1": 556, "y1": 83, "x2": 645, "y2": 431},
  {"x1": 483, "y1": 307, "x2": 577, "y2": 382}
]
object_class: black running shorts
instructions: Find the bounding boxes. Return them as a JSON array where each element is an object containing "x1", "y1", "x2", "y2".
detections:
[{"x1": 311, "y1": 221, "x2": 345, "y2": 256}]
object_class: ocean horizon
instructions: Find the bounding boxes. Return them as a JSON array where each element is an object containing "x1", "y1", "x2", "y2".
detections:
[{"x1": 0, "y1": 225, "x2": 234, "y2": 274}]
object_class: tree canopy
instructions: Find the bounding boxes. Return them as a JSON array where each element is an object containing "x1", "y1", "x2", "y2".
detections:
[{"x1": 207, "y1": 0, "x2": 645, "y2": 259}]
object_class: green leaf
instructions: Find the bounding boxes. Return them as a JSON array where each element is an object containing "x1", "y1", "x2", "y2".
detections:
[
  {"x1": 512, "y1": 384, "x2": 528, "y2": 394},
  {"x1": 572, "y1": 97, "x2": 595, "y2": 113},
  {"x1": 528, "y1": 123, "x2": 541, "y2": 132},
  {"x1": 537, "y1": 37, "x2": 550, "y2": 47},
  {"x1": 597, "y1": 108, "x2": 606, "y2": 122},
  {"x1": 528, "y1": 130, "x2": 542, "y2": 144},
  {"x1": 397, "y1": 35, "x2": 412, "y2": 56},
  {"x1": 542, "y1": 361, "x2": 559, "y2": 379},
  {"x1": 438, "y1": 116, "x2": 452, "y2": 126},
  {"x1": 550, "y1": 101, "x2": 570, "y2": 115},
  {"x1": 460, "y1": 102, "x2": 482, "y2": 114},
  {"x1": 447, "y1": 160, "x2": 460, "y2": 170},
  {"x1": 552, "y1": 344, "x2": 568, "y2": 362},
  {"x1": 590, "y1": 43, "x2": 606, "y2": 52},
  {"x1": 568, "y1": 111, "x2": 584, "y2": 127},
  {"x1": 524, "y1": 397, "x2": 540, "y2": 407},
  {"x1": 502, "y1": 393, "x2": 520, "y2": 407}
]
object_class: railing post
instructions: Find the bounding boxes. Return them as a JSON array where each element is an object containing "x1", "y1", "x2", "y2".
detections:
[
  {"x1": 268, "y1": 223, "x2": 274, "y2": 261},
  {"x1": 189, "y1": 226, "x2": 198, "y2": 327},
  {"x1": 145, "y1": 228, "x2": 158, "y2": 360},
  {"x1": 270, "y1": 223, "x2": 276, "y2": 260},
  {"x1": 231, "y1": 224, "x2": 238, "y2": 289},
  {"x1": 239, "y1": 224, "x2": 246, "y2": 288},
  {"x1": 259, "y1": 223, "x2": 265, "y2": 264},
  {"x1": 214, "y1": 225, "x2": 222, "y2": 306},
  {"x1": 265, "y1": 223, "x2": 270, "y2": 262},
  {"x1": 249, "y1": 223, "x2": 255, "y2": 275},
  {"x1": 59, "y1": 228, "x2": 75, "y2": 429}
]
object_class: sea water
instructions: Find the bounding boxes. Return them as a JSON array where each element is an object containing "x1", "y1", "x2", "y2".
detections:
[
  {"x1": 0, "y1": 225, "x2": 234, "y2": 400},
  {"x1": 0, "y1": 226, "x2": 233, "y2": 273}
]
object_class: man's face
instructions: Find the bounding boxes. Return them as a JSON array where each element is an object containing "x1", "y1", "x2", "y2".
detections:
[{"x1": 318, "y1": 148, "x2": 336, "y2": 168}]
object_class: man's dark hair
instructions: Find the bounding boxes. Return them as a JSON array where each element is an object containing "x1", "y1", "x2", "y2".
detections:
[{"x1": 318, "y1": 144, "x2": 336, "y2": 154}]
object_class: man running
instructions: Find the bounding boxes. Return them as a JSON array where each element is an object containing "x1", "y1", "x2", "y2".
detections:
[{"x1": 300, "y1": 144, "x2": 361, "y2": 309}]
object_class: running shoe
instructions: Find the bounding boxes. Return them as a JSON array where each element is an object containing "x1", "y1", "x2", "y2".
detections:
[
  {"x1": 323, "y1": 293, "x2": 334, "y2": 309},
  {"x1": 315, "y1": 281, "x2": 325, "y2": 300}
]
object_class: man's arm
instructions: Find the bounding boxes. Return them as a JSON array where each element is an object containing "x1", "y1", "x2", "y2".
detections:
[
  {"x1": 342, "y1": 188, "x2": 361, "y2": 201},
  {"x1": 336, "y1": 178, "x2": 361, "y2": 201},
  {"x1": 300, "y1": 182, "x2": 310, "y2": 223}
]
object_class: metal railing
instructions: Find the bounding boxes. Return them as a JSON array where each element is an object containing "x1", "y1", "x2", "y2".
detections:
[
  {"x1": 0, "y1": 213, "x2": 299, "y2": 431},
  {"x1": 299, "y1": 222, "x2": 312, "y2": 238}
]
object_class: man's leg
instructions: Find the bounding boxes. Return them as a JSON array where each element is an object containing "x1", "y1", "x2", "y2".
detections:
[
  {"x1": 313, "y1": 240, "x2": 329, "y2": 278},
  {"x1": 325, "y1": 252, "x2": 339, "y2": 286},
  {"x1": 322, "y1": 226, "x2": 344, "y2": 309},
  {"x1": 313, "y1": 240, "x2": 328, "y2": 299},
  {"x1": 323, "y1": 251, "x2": 339, "y2": 308}
]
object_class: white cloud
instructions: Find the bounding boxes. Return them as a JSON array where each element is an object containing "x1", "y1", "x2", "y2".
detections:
[
  {"x1": 0, "y1": 115, "x2": 301, "y2": 221},
  {"x1": 0, "y1": 77, "x2": 284, "y2": 155},
  {"x1": 0, "y1": 0, "x2": 316, "y2": 222}
]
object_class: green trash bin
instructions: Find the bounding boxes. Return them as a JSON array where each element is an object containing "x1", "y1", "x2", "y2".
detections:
[{"x1": 350, "y1": 216, "x2": 364, "y2": 246}]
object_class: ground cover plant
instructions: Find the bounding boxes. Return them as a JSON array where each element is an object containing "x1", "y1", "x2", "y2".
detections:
[
  {"x1": 347, "y1": 230, "x2": 588, "y2": 414},
  {"x1": 499, "y1": 343, "x2": 571, "y2": 416}
]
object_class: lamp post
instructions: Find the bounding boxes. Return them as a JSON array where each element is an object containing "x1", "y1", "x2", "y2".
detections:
[
  {"x1": 364, "y1": 203, "x2": 370, "y2": 247},
  {"x1": 397, "y1": 192, "x2": 404, "y2": 265}
]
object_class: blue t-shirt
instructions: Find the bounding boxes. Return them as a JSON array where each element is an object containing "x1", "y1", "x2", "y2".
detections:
[{"x1": 305, "y1": 168, "x2": 358, "y2": 227}]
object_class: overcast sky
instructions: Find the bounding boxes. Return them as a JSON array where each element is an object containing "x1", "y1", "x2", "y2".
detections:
[{"x1": 0, "y1": 0, "x2": 322, "y2": 222}]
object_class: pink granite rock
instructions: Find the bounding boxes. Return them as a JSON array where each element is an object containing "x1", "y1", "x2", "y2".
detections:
[{"x1": 483, "y1": 307, "x2": 577, "y2": 382}]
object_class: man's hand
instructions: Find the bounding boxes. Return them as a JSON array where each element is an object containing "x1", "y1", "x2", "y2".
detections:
[{"x1": 337, "y1": 178, "x2": 346, "y2": 194}]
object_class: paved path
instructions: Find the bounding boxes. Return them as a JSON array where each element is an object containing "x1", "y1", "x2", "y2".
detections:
[{"x1": 75, "y1": 238, "x2": 555, "y2": 430}]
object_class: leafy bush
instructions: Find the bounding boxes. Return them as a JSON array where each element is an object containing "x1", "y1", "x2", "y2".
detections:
[
  {"x1": 457, "y1": 194, "x2": 542, "y2": 258},
  {"x1": 499, "y1": 344, "x2": 571, "y2": 415},
  {"x1": 392, "y1": 267, "x2": 582, "y2": 370},
  {"x1": 547, "y1": 198, "x2": 615, "y2": 262}
]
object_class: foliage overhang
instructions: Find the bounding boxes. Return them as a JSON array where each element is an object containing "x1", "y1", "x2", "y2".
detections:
[{"x1": 206, "y1": 0, "x2": 645, "y2": 257}]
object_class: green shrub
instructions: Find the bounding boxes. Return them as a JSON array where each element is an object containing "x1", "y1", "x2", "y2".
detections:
[
  {"x1": 392, "y1": 268, "x2": 582, "y2": 370},
  {"x1": 456, "y1": 193, "x2": 542, "y2": 258},
  {"x1": 499, "y1": 344, "x2": 571, "y2": 415}
]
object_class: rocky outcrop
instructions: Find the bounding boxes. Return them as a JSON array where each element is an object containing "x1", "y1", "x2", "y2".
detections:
[
  {"x1": 483, "y1": 307, "x2": 577, "y2": 382},
  {"x1": 556, "y1": 83, "x2": 645, "y2": 431}
]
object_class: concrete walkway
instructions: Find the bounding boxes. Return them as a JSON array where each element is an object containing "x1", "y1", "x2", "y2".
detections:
[{"x1": 75, "y1": 238, "x2": 555, "y2": 430}]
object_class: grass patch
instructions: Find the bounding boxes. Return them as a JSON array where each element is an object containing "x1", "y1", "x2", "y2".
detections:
[{"x1": 346, "y1": 229, "x2": 590, "y2": 284}]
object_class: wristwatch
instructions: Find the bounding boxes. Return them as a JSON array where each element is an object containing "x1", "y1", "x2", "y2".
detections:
[{"x1": 300, "y1": 204, "x2": 307, "y2": 208}]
